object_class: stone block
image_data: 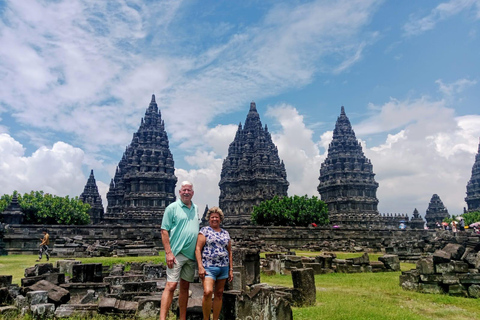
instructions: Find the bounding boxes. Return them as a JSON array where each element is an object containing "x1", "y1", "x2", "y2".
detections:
[
  {"x1": 442, "y1": 243, "x2": 465, "y2": 260},
  {"x1": 0, "y1": 275, "x2": 13, "y2": 287},
  {"x1": 98, "y1": 297, "x2": 138, "y2": 314},
  {"x1": 26, "y1": 290, "x2": 48, "y2": 305},
  {"x1": 109, "y1": 264, "x2": 125, "y2": 276},
  {"x1": 448, "y1": 284, "x2": 468, "y2": 297},
  {"x1": 432, "y1": 250, "x2": 451, "y2": 264},
  {"x1": 348, "y1": 253, "x2": 370, "y2": 265},
  {"x1": 80, "y1": 289, "x2": 97, "y2": 304},
  {"x1": 54, "y1": 304, "x2": 98, "y2": 318},
  {"x1": 419, "y1": 283, "x2": 445, "y2": 294},
  {"x1": 15, "y1": 295, "x2": 28, "y2": 309},
  {"x1": 60, "y1": 282, "x2": 110, "y2": 304},
  {"x1": 143, "y1": 264, "x2": 164, "y2": 279},
  {"x1": 416, "y1": 257, "x2": 435, "y2": 274},
  {"x1": 458, "y1": 274, "x2": 480, "y2": 284},
  {"x1": 441, "y1": 274, "x2": 460, "y2": 285},
  {"x1": 25, "y1": 280, "x2": 70, "y2": 306},
  {"x1": 378, "y1": 255, "x2": 400, "y2": 271},
  {"x1": 72, "y1": 263, "x2": 103, "y2": 283},
  {"x1": 24, "y1": 266, "x2": 36, "y2": 277},
  {"x1": 302, "y1": 263, "x2": 325, "y2": 275},
  {"x1": 122, "y1": 281, "x2": 157, "y2": 293},
  {"x1": 222, "y1": 288, "x2": 292, "y2": 320},
  {"x1": 30, "y1": 303, "x2": 55, "y2": 320},
  {"x1": 467, "y1": 284, "x2": 480, "y2": 298},
  {"x1": 401, "y1": 281, "x2": 419, "y2": 291},
  {"x1": 104, "y1": 275, "x2": 145, "y2": 285},
  {"x1": 420, "y1": 274, "x2": 443, "y2": 282},
  {"x1": 21, "y1": 273, "x2": 65, "y2": 287},
  {"x1": 291, "y1": 268, "x2": 315, "y2": 307},
  {"x1": 451, "y1": 261, "x2": 469, "y2": 273},
  {"x1": 137, "y1": 297, "x2": 161, "y2": 319},
  {"x1": 399, "y1": 270, "x2": 419, "y2": 285},
  {"x1": 56, "y1": 259, "x2": 81, "y2": 275},
  {"x1": 34, "y1": 263, "x2": 55, "y2": 276},
  {"x1": 435, "y1": 262, "x2": 454, "y2": 274},
  {"x1": 0, "y1": 287, "x2": 12, "y2": 304}
]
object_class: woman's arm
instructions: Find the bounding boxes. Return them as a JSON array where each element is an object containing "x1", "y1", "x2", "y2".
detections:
[
  {"x1": 227, "y1": 239, "x2": 233, "y2": 282},
  {"x1": 195, "y1": 233, "x2": 207, "y2": 279}
]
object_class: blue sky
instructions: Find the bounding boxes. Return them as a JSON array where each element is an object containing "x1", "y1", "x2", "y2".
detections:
[{"x1": 1, "y1": 0, "x2": 480, "y2": 218}]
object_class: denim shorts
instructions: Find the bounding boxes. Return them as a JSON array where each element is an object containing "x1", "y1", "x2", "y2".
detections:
[{"x1": 205, "y1": 266, "x2": 229, "y2": 280}]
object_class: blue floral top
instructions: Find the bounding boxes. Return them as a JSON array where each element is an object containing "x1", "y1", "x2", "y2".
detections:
[{"x1": 199, "y1": 226, "x2": 231, "y2": 267}]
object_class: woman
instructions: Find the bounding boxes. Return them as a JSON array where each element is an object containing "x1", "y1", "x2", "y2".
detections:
[{"x1": 195, "y1": 207, "x2": 233, "y2": 320}]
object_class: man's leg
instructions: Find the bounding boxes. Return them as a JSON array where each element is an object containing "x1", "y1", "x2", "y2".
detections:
[
  {"x1": 160, "y1": 281, "x2": 177, "y2": 320},
  {"x1": 178, "y1": 279, "x2": 190, "y2": 320},
  {"x1": 37, "y1": 246, "x2": 43, "y2": 261}
]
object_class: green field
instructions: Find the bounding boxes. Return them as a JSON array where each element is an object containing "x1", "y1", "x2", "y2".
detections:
[{"x1": 1, "y1": 252, "x2": 479, "y2": 320}]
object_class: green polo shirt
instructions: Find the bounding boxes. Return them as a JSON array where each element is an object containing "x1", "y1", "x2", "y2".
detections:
[{"x1": 161, "y1": 199, "x2": 199, "y2": 260}]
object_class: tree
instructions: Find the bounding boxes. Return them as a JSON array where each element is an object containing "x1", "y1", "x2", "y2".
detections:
[
  {"x1": 0, "y1": 191, "x2": 91, "y2": 225},
  {"x1": 251, "y1": 195, "x2": 329, "y2": 226}
]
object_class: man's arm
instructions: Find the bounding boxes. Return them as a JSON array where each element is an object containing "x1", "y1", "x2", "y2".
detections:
[{"x1": 161, "y1": 229, "x2": 176, "y2": 269}]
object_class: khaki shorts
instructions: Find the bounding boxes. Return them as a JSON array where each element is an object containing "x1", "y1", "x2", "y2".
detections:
[{"x1": 166, "y1": 253, "x2": 196, "y2": 283}]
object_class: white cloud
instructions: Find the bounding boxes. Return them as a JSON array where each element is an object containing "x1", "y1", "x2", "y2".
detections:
[
  {"x1": 436, "y1": 78, "x2": 477, "y2": 99},
  {"x1": 403, "y1": 0, "x2": 480, "y2": 36},
  {"x1": 0, "y1": 133, "x2": 87, "y2": 197}
]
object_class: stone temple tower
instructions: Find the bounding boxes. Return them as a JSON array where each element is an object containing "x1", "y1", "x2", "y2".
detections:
[
  {"x1": 317, "y1": 106, "x2": 379, "y2": 225},
  {"x1": 104, "y1": 95, "x2": 177, "y2": 224},
  {"x1": 79, "y1": 170, "x2": 104, "y2": 224},
  {"x1": 465, "y1": 139, "x2": 480, "y2": 213},
  {"x1": 424, "y1": 194, "x2": 449, "y2": 229},
  {"x1": 219, "y1": 101, "x2": 289, "y2": 224}
]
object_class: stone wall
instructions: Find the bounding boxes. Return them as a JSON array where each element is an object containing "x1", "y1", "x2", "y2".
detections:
[{"x1": 0, "y1": 223, "x2": 473, "y2": 258}]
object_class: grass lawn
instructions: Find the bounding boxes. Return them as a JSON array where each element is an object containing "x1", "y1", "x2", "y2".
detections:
[{"x1": 1, "y1": 252, "x2": 479, "y2": 319}]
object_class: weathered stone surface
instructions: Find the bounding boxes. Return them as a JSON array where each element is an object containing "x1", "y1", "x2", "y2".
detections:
[
  {"x1": 448, "y1": 284, "x2": 468, "y2": 297},
  {"x1": 291, "y1": 268, "x2": 315, "y2": 307},
  {"x1": 109, "y1": 264, "x2": 124, "y2": 276},
  {"x1": 98, "y1": 297, "x2": 138, "y2": 314},
  {"x1": 25, "y1": 280, "x2": 70, "y2": 306},
  {"x1": 104, "y1": 275, "x2": 145, "y2": 286},
  {"x1": 467, "y1": 284, "x2": 480, "y2": 298},
  {"x1": 348, "y1": 253, "x2": 370, "y2": 265},
  {"x1": 458, "y1": 273, "x2": 480, "y2": 284},
  {"x1": 435, "y1": 262, "x2": 454, "y2": 274},
  {"x1": 137, "y1": 297, "x2": 161, "y2": 319},
  {"x1": 420, "y1": 274, "x2": 443, "y2": 282},
  {"x1": 54, "y1": 304, "x2": 98, "y2": 318},
  {"x1": 419, "y1": 283, "x2": 444, "y2": 294},
  {"x1": 416, "y1": 257, "x2": 435, "y2": 274},
  {"x1": 14, "y1": 294, "x2": 28, "y2": 310},
  {"x1": 465, "y1": 141, "x2": 480, "y2": 212},
  {"x1": 34, "y1": 263, "x2": 55, "y2": 276},
  {"x1": 0, "y1": 287, "x2": 12, "y2": 304},
  {"x1": 399, "y1": 270, "x2": 419, "y2": 285},
  {"x1": 451, "y1": 261, "x2": 469, "y2": 273},
  {"x1": 26, "y1": 290, "x2": 48, "y2": 305},
  {"x1": 432, "y1": 250, "x2": 451, "y2": 264},
  {"x1": 21, "y1": 273, "x2": 65, "y2": 287},
  {"x1": 56, "y1": 260, "x2": 81, "y2": 275},
  {"x1": 441, "y1": 274, "x2": 460, "y2": 285},
  {"x1": 0, "y1": 275, "x2": 13, "y2": 287},
  {"x1": 72, "y1": 263, "x2": 103, "y2": 283},
  {"x1": 24, "y1": 266, "x2": 36, "y2": 277},
  {"x1": 122, "y1": 281, "x2": 157, "y2": 293},
  {"x1": 31, "y1": 303, "x2": 55, "y2": 320},
  {"x1": 60, "y1": 282, "x2": 110, "y2": 304},
  {"x1": 442, "y1": 244, "x2": 466, "y2": 260},
  {"x1": 143, "y1": 264, "x2": 164, "y2": 279},
  {"x1": 401, "y1": 281, "x2": 419, "y2": 291},
  {"x1": 80, "y1": 170, "x2": 105, "y2": 224},
  {"x1": 378, "y1": 255, "x2": 400, "y2": 271},
  {"x1": 223, "y1": 288, "x2": 293, "y2": 320}
]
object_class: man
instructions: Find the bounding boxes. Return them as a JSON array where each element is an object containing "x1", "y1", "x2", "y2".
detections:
[
  {"x1": 37, "y1": 229, "x2": 50, "y2": 262},
  {"x1": 160, "y1": 181, "x2": 199, "y2": 320}
]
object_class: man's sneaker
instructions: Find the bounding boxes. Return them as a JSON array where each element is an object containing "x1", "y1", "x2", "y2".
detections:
[
  {"x1": 47, "y1": 256, "x2": 49, "y2": 261},
  {"x1": 35, "y1": 259, "x2": 40, "y2": 262}
]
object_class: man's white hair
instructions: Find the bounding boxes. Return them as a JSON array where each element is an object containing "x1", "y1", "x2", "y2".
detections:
[{"x1": 180, "y1": 181, "x2": 194, "y2": 190}]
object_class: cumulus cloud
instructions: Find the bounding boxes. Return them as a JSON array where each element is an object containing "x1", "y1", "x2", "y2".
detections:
[{"x1": 0, "y1": 133, "x2": 87, "y2": 197}]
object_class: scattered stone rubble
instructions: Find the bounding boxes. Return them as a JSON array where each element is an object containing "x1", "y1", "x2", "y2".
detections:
[
  {"x1": 0, "y1": 248, "x2": 315, "y2": 319},
  {"x1": 53, "y1": 236, "x2": 159, "y2": 257},
  {"x1": 262, "y1": 252, "x2": 400, "y2": 275},
  {"x1": 400, "y1": 241, "x2": 480, "y2": 298}
]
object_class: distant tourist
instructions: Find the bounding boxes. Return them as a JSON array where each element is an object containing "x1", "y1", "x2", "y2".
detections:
[
  {"x1": 435, "y1": 221, "x2": 441, "y2": 229},
  {"x1": 160, "y1": 181, "x2": 199, "y2": 320},
  {"x1": 36, "y1": 229, "x2": 50, "y2": 262},
  {"x1": 451, "y1": 220, "x2": 458, "y2": 234},
  {"x1": 195, "y1": 206, "x2": 233, "y2": 320},
  {"x1": 459, "y1": 218, "x2": 465, "y2": 231}
]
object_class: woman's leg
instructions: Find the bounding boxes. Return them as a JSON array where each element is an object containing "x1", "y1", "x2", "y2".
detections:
[
  {"x1": 212, "y1": 279, "x2": 227, "y2": 320},
  {"x1": 202, "y1": 277, "x2": 215, "y2": 320}
]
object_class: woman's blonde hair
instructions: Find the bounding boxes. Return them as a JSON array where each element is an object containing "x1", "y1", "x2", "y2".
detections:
[{"x1": 206, "y1": 206, "x2": 224, "y2": 222}]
